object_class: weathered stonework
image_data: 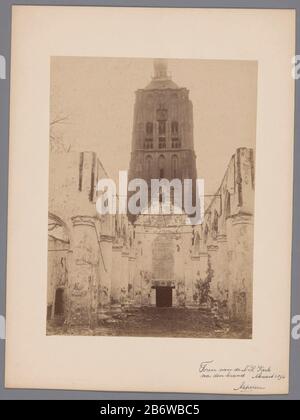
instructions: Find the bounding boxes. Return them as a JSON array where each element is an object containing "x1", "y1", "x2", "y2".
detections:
[
  {"x1": 128, "y1": 59, "x2": 198, "y2": 218},
  {"x1": 199, "y1": 148, "x2": 255, "y2": 321},
  {"x1": 47, "y1": 62, "x2": 255, "y2": 328}
]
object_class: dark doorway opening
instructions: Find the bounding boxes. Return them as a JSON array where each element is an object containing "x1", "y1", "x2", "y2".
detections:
[
  {"x1": 156, "y1": 286, "x2": 172, "y2": 307},
  {"x1": 47, "y1": 304, "x2": 52, "y2": 320},
  {"x1": 54, "y1": 288, "x2": 65, "y2": 316}
]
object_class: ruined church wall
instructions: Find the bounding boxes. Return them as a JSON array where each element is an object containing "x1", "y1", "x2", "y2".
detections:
[
  {"x1": 47, "y1": 236, "x2": 69, "y2": 319},
  {"x1": 197, "y1": 148, "x2": 255, "y2": 321},
  {"x1": 48, "y1": 151, "x2": 112, "y2": 325}
]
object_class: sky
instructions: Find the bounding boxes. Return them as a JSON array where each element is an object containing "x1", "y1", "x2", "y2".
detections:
[{"x1": 51, "y1": 57, "x2": 257, "y2": 194}]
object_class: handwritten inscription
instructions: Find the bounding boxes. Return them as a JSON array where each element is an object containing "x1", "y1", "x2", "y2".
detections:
[{"x1": 198, "y1": 360, "x2": 285, "y2": 392}]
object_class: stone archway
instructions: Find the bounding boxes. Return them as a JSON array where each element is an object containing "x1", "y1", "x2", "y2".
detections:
[
  {"x1": 54, "y1": 287, "x2": 65, "y2": 316},
  {"x1": 48, "y1": 213, "x2": 70, "y2": 320},
  {"x1": 156, "y1": 286, "x2": 173, "y2": 307}
]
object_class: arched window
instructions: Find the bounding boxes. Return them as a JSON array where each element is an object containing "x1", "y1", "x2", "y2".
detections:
[
  {"x1": 48, "y1": 213, "x2": 70, "y2": 245},
  {"x1": 146, "y1": 122, "x2": 153, "y2": 135},
  {"x1": 158, "y1": 121, "x2": 166, "y2": 135},
  {"x1": 171, "y1": 138, "x2": 181, "y2": 148},
  {"x1": 144, "y1": 139, "x2": 153, "y2": 149},
  {"x1": 171, "y1": 155, "x2": 179, "y2": 178},
  {"x1": 159, "y1": 137, "x2": 166, "y2": 149},
  {"x1": 171, "y1": 121, "x2": 178, "y2": 135},
  {"x1": 144, "y1": 122, "x2": 154, "y2": 149},
  {"x1": 54, "y1": 288, "x2": 65, "y2": 316},
  {"x1": 145, "y1": 155, "x2": 153, "y2": 178},
  {"x1": 158, "y1": 155, "x2": 166, "y2": 179},
  {"x1": 156, "y1": 105, "x2": 168, "y2": 121}
]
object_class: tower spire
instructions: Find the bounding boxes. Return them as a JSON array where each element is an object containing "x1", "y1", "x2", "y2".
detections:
[{"x1": 153, "y1": 59, "x2": 168, "y2": 79}]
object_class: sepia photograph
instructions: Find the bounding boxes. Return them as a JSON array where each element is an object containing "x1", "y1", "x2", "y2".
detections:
[
  {"x1": 47, "y1": 57, "x2": 257, "y2": 339},
  {"x1": 4, "y1": 4, "x2": 295, "y2": 396}
]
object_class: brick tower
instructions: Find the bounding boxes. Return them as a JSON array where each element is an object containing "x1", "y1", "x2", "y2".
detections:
[{"x1": 128, "y1": 59, "x2": 198, "y2": 216}]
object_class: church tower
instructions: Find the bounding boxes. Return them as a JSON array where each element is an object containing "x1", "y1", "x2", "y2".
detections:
[{"x1": 128, "y1": 59, "x2": 198, "y2": 213}]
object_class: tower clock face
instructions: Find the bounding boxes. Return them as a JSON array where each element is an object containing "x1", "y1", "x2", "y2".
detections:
[{"x1": 156, "y1": 107, "x2": 168, "y2": 121}]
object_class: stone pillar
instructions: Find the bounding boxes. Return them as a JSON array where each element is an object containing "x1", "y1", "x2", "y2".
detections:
[
  {"x1": 174, "y1": 236, "x2": 185, "y2": 307},
  {"x1": 133, "y1": 268, "x2": 142, "y2": 307},
  {"x1": 98, "y1": 234, "x2": 113, "y2": 320},
  {"x1": 120, "y1": 249, "x2": 130, "y2": 307},
  {"x1": 199, "y1": 252, "x2": 208, "y2": 281},
  {"x1": 110, "y1": 244, "x2": 123, "y2": 313},
  {"x1": 150, "y1": 288, "x2": 156, "y2": 306},
  {"x1": 212, "y1": 233, "x2": 228, "y2": 318},
  {"x1": 172, "y1": 288, "x2": 177, "y2": 307},
  {"x1": 67, "y1": 216, "x2": 100, "y2": 327},
  {"x1": 141, "y1": 270, "x2": 152, "y2": 306},
  {"x1": 216, "y1": 234, "x2": 228, "y2": 292},
  {"x1": 188, "y1": 255, "x2": 200, "y2": 307},
  {"x1": 228, "y1": 214, "x2": 253, "y2": 322},
  {"x1": 128, "y1": 255, "x2": 136, "y2": 305},
  {"x1": 207, "y1": 242, "x2": 219, "y2": 299},
  {"x1": 226, "y1": 218, "x2": 234, "y2": 318},
  {"x1": 132, "y1": 236, "x2": 143, "y2": 307},
  {"x1": 175, "y1": 228, "x2": 192, "y2": 307}
]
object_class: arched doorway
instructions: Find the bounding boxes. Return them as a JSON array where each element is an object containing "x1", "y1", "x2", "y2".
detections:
[
  {"x1": 54, "y1": 288, "x2": 65, "y2": 316},
  {"x1": 171, "y1": 154, "x2": 179, "y2": 178},
  {"x1": 145, "y1": 155, "x2": 153, "y2": 179},
  {"x1": 158, "y1": 155, "x2": 166, "y2": 179},
  {"x1": 48, "y1": 213, "x2": 70, "y2": 320},
  {"x1": 155, "y1": 286, "x2": 173, "y2": 307}
]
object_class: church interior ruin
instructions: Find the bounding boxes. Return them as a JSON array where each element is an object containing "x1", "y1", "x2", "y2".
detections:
[{"x1": 47, "y1": 59, "x2": 255, "y2": 336}]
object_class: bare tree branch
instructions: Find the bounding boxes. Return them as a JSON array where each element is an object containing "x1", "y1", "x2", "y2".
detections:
[
  {"x1": 50, "y1": 115, "x2": 69, "y2": 126},
  {"x1": 50, "y1": 114, "x2": 72, "y2": 153}
]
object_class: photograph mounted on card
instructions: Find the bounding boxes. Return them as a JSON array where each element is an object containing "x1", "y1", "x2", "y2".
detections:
[
  {"x1": 48, "y1": 56, "x2": 256, "y2": 340},
  {"x1": 5, "y1": 6, "x2": 295, "y2": 394}
]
